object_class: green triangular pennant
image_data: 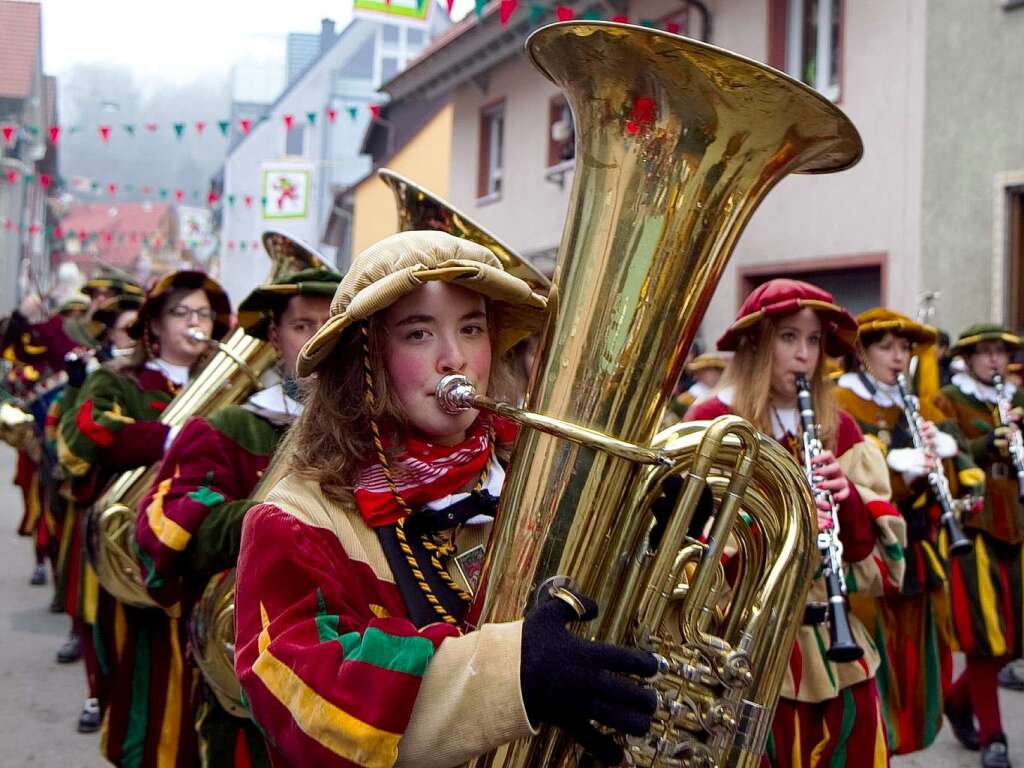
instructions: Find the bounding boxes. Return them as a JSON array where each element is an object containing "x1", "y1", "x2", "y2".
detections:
[
  {"x1": 159, "y1": 188, "x2": 168, "y2": 199},
  {"x1": 227, "y1": 194, "x2": 235, "y2": 206},
  {"x1": 217, "y1": 120, "x2": 230, "y2": 137},
  {"x1": 173, "y1": 122, "x2": 185, "y2": 138},
  {"x1": 123, "y1": 124, "x2": 136, "y2": 136},
  {"x1": 346, "y1": 106, "x2": 358, "y2": 120},
  {"x1": 581, "y1": 9, "x2": 602, "y2": 20},
  {"x1": 306, "y1": 111, "x2": 317, "y2": 126}
]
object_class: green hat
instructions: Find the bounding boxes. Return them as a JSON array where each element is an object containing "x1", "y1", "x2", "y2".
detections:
[
  {"x1": 237, "y1": 267, "x2": 342, "y2": 340},
  {"x1": 82, "y1": 266, "x2": 144, "y2": 298},
  {"x1": 58, "y1": 293, "x2": 90, "y2": 315},
  {"x1": 950, "y1": 323, "x2": 1023, "y2": 357}
]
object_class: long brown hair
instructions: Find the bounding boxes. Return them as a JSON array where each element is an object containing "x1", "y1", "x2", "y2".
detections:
[
  {"x1": 289, "y1": 300, "x2": 525, "y2": 503},
  {"x1": 719, "y1": 314, "x2": 839, "y2": 450}
]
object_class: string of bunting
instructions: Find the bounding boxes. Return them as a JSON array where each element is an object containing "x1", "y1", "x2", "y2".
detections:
[{"x1": 0, "y1": 104, "x2": 375, "y2": 148}]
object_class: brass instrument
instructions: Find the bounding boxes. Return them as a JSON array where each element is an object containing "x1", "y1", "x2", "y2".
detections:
[
  {"x1": 437, "y1": 20, "x2": 862, "y2": 768},
  {"x1": 0, "y1": 401, "x2": 37, "y2": 451},
  {"x1": 992, "y1": 374, "x2": 1024, "y2": 501},
  {"x1": 89, "y1": 237, "x2": 329, "y2": 609},
  {"x1": 378, "y1": 168, "x2": 551, "y2": 291},
  {"x1": 794, "y1": 375, "x2": 862, "y2": 662},
  {"x1": 190, "y1": 452, "x2": 292, "y2": 717},
  {"x1": 894, "y1": 373, "x2": 972, "y2": 555}
]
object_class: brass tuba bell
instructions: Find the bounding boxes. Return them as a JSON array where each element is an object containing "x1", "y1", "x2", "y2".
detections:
[{"x1": 439, "y1": 20, "x2": 862, "y2": 768}]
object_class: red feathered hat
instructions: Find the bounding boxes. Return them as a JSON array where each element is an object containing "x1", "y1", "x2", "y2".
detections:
[{"x1": 717, "y1": 278, "x2": 857, "y2": 357}]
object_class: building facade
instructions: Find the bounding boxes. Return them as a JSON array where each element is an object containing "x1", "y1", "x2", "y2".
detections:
[
  {"x1": 216, "y1": 7, "x2": 451, "y2": 305},
  {"x1": 376, "y1": 0, "x2": 1024, "y2": 342}
]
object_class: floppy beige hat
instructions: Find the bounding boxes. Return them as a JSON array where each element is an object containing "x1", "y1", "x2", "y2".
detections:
[{"x1": 297, "y1": 231, "x2": 548, "y2": 377}]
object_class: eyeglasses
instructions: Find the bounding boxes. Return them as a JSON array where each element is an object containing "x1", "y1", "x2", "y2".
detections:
[{"x1": 166, "y1": 305, "x2": 214, "y2": 321}]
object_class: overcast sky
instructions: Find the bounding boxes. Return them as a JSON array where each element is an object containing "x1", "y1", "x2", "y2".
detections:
[{"x1": 41, "y1": 0, "x2": 473, "y2": 87}]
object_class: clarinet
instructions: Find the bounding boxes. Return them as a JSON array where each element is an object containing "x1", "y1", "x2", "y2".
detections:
[
  {"x1": 794, "y1": 375, "x2": 864, "y2": 662},
  {"x1": 992, "y1": 374, "x2": 1024, "y2": 501},
  {"x1": 894, "y1": 374, "x2": 973, "y2": 556}
]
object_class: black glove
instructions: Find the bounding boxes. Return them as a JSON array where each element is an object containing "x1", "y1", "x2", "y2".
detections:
[
  {"x1": 650, "y1": 476, "x2": 713, "y2": 551},
  {"x1": 65, "y1": 351, "x2": 88, "y2": 388},
  {"x1": 521, "y1": 588, "x2": 658, "y2": 766}
]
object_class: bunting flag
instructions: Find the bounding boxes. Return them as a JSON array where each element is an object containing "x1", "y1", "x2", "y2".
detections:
[
  {"x1": 283, "y1": 114, "x2": 294, "y2": 131},
  {"x1": 244, "y1": 195, "x2": 253, "y2": 208},
  {"x1": 1, "y1": 124, "x2": 15, "y2": 146},
  {"x1": 326, "y1": 108, "x2": 337, "y2": 123},
  {"x1": 500, "y1": 0, "x2": 517, "y2": 26},
  {"x1": 207, "y1": 191, "x2": 220, "y2": 205},
  {"x1": 240, "y1": 118, "x2": 252, "y2": 135},
  {"x1": 446, "y1": 0, "x2": 454, "y2": 13},
  {"x1": 474, "y1": 0, "x2": 486, "y2": 16},
  {"x1": 528, "y1": 3, "x2": 545, "y2": 24},
  {"x1": 174, "y1": 190, "x2": 185, "y2": 202},
  {"x1": 107, "y1": 183, "x2": 117, "y2": 196},
  {"x1": 49, "y1": 125, "x2": 61, "y2": 144},
  {"x1": 123, "y1": 123, "x2": 136, "y2": 136},
  {"x1": 195, "y1": 120, "x2": 206, "y2": 135},
  {"x1": 306, "y1": 111, "x2": 317, "y2": 126},
  {"x1": 555, "y1": 5, "x2": 574, "y2": 21},
  {"x1": 98, "y1": 125, "x2": 111, "y2": 143},
  {"x1": 4, "y1": 169, "x2": 16, "y2": 184},
  {"x1": 39, "y1": 174, "x2": 51, "y2": 189},
  {"x1": 369, "y1": 104, "x2": 382, "y2": 119},
  {"x1": 145, "y1": 122, "x2": 159, "y2": 132},
  {"x1": 173, "y1": 122, "x2": 185, "y2": 138},
  {"x1": 218, "y1": 120, "x2": 230, "y2": 137},
  {"x1": 346, "y1": 106, "x2": 359, "y2": 120}
]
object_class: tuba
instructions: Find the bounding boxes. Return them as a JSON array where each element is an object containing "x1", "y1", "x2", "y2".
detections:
[
  {"x1": 438, "y1": 21, "x2": 862, "y2": 768},
  {"x1": 88, "y1": 233, "x2": 330, "y2": 609}
]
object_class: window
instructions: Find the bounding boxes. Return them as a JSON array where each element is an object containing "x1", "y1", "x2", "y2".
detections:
[
  {"x1": 380, "y1": 56, "x2": 400, "y2": 82},
  {"x1": 477, "y1": 102, "x2": 505, "y2": 200},
  {"x1": 382, "y1": 24, "x2": 400, "y2": 44},
  {"x1": 286, "y1": 124, "x2": 305, "y2": 156},
  {"x1": 547, "y1": 96, "x2": 575, "y2": 168},
  {"x1": 1007, "y1": 187, "x2": 1024, "y2": 331},
  {"x1": 406, "y1": 27, "x2": 425, "y2": 47},
  {"x1": 772, "y1": 0, "x2": 842, "y2": 101}
]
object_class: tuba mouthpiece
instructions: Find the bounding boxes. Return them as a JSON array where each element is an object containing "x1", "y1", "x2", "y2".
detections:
[{"x1": 435, "y1": 374, "x2": 476, "y2": 415}]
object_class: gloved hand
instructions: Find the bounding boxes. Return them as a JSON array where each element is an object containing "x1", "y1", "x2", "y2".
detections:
[
  {"x1": 65, "y1": 350, "x2": 88, "y2": 388},
  {"x1": 521, "y1": 587, "x2": 658, "y2": 766},
  {"x1": 886, "y1": 447, "x2": 933, "y2": 481}
]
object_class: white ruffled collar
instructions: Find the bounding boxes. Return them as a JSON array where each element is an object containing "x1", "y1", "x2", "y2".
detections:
[
  {"x1": 243, "y1": 383, "x2": 303, "y2": 424},
  {"x1": 952, "y1": 372, "x2": 1015, "y2": 405},
  {"x1": 146, "y1": 358, "x2": 190, "y2": 387},
  {"x1": 836, "y1": 371, "x2": 904, "y2": 409}
]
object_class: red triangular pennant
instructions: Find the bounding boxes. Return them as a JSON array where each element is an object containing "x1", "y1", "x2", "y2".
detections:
[
  {"x1": 39, "y1": 174, "x2": 51, "y2": 189},
  {"x1": 174, "y1": 189, "x2": 185, "y2": 202},
  {"x1": 98, "y1": 125, "x2": 111, "y2": 143},
  {"x1": 555, "y1": 5, "x2": 574, "y2": 21},
  {"x1": 500, "y1": 0, "x2": 517, "y2": 26},
  {"x1": 49, "y1": 125, "x2": 61, "y2": 144},
  {"x1": 53, "y1": 225, "x2": 63, "y2": 239},
  {"x1": 107, "y1": 182, "x2": 117, "y2": 196},
  {"x1": 369, "y1": 104, "x2": 382, "y2": 120},
  {"x1": 207, "y1": 191, "x2": 220, "y2": 205},
  {"x1": 145, "y1": 122, "x2": 159, "y2": 132},
  {"x1": 1, "y1": 124, "x2": 14, "y2": 146},
  {"x1": 612, "y1": 14, "x2": 628, "y2": 22},
  {"x1": 243, "y1": 195, "x2": 253, "y2": 208},
  {"x1": 283, "y1": 114, "x2": 294, "y2": 130},
  {"x1": 666, "y1": 21, "x2": 680, "y2": 33},
  {"x1": 4, "y1": 169, "x2": 16, "y2": 184},
  {"x1": 195, "y1": 120, "x2": 206, "y2": 135},
  {"x1": 240, "y1": 118, "x2": 252, "y2": 135},
  {"x1": 446, "y1": 0, "x2": 454, "y2": 12},
  {"x1": 326, "y1": 108, "x2": 338, "y2": 123}
]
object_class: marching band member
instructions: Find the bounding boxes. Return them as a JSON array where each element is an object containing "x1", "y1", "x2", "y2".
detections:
[
  {"x1": 686, "y1": 279, "x2": 906, "y2": 768},
  {"x1": 135, "y1": 265, "x2": 340, "y2": 767},
  {"x1": 834, "y1": 308, "x2": 982, "y2": 754},
  {"x1": 936, "y1": 324, "x2": 1024, "y2": 768},
  {"x1": 51, "y1": 292, "x2": 143, "y2": 733},
  {"x1": 57, "y1": 270, "x2": 231, "y2": 767},
  {"x1": 234, "y1": 232, "x2": 659, "y2": 768},
  {"x1": 666, "y1": 352, "x2": 727, "y2": 422}
]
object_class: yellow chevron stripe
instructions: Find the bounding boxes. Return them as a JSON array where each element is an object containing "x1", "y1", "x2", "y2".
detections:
[
  {"x1": 791, "y1": 708, "x2": 803, "y2": 768},
  {"x1": 809, "y1": 712, "x2": 829, "y2": 768},
  {"x1": 253, "y1": 601, "x2": 400, "y2": 767},
  {"x1": 146, "y1": 471, "x2": 192, "y2": 552},
  {"x1": 974, "y1": 537, "x2": 1007, "y2": 657}
]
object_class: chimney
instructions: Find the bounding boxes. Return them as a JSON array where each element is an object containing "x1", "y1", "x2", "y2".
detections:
[{"x1": 320, "y1": 18, "x2": 336, "y2": 53}]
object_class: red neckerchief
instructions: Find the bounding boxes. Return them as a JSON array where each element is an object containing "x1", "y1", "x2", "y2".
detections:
[{"x1": 354, "y1": 415, "x2": 518, "y2": 528}]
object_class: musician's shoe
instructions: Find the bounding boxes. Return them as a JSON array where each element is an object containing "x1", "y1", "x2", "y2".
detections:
[
  {"x1": 997, "y1": 664, "x2": 1024, "y2": 691},
  {"x1": 981, "y1": 737, "x2": 1011, "y2": 768},
  {"x1": 30, "y1": 564, "x2": 46, "y2": 586},
  {"x1": 77, "y1": 698, "x2": 100, "y2": 733},
  {"x1": 56, "y1": 633, "x2": 82, "y2": 664},
  {"x1": 945, "y1": 700, "x2": 981, "y2": 751}
]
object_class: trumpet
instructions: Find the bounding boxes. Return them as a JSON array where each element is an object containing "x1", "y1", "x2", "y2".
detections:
[
  {"x1": 992, "y1": 374, "x2": 1024, "y2": 501},
  {"x1": 794, "y1": 376, "x2": 863, "y2": 663},
  {"x1": 894, "y1": 373, "x2": 972, "y2": 555}
]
